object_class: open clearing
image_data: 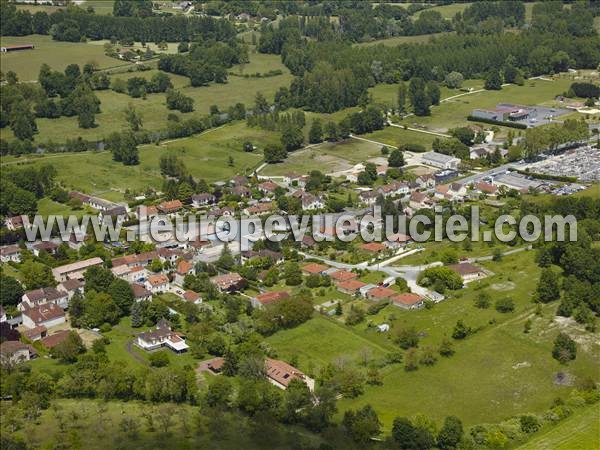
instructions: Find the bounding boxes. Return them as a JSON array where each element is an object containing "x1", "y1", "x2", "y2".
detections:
[
  {"x1": 2, "y1": 122, "x2": 277, "y2": 199},
  {"x1": 354, "y1": 32, "x2": 453, "y2": 48},
  {"x1": 0, "y1": 35, "x2": 132, "y2": 81}
]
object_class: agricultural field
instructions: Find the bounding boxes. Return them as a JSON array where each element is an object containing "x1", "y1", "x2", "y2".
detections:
[
  {"x1": 0, "y1": 35, "x2": 132, "y2": 81},
  {"x1": 414, "y1": 2, "x2": 472, "y2": 19},
  {"x1": 268, "y1": 251, "x2": 600, "y2": 430},
  {"x1": 2, "y1": 122, "x2": 278, "y2": 199},
  {"x1": 354, "y1": 32, "x2": 454, "y2": 48}
]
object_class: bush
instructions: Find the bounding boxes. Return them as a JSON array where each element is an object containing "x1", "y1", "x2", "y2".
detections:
[
  {"x1": 495, "y1": 297, "x2": 515, "y2": 313},
  {"x1": 467, "y1": 115, "x2": 527, "y2": 129},
  {"x1": 149, "y1": 351, "x2": 170, "y2": 367}
]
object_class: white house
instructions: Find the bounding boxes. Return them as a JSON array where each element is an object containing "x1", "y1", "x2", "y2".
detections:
[
  {"x1": 19, "y1": 287, "x2": 69, "y2": 311},
  {"x1": 52, "y1": 257, "x2": 103, "y2": 282},
  {"x1": 191, "y1": 193, "x2": 216, "y2": 208},
  {"x1": 0, "y1": 245, "x2": 21, "y2": 263},
  {"x1": 145, "y1": 273, "x2": 170, "y2": 293},
  {"x1": 0, "y1": 341, "x2": 36, "y2": 365},
  {"x1": 22, "y1": 303, "x2": 66, "y2": 329},
  {"x1": 136, "y1": 319, "x2": 189, "y2": 353},
  {"x1": 301, "y1": 193, "x2": 325, "y2": 211}
]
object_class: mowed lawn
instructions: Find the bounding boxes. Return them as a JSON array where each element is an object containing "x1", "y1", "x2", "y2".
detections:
[
  {"x1": 0, "y1": 35, "x2": 131, "y2": 81},
  {"x1": 518, "y1": 404, "x2": 600, "y2": 450},
  {"x1": 266, "y1": 315, "x2": 394, "y2": 370},
  {"x1": 1, "y1": 122, "x2": 277, "y2": 198},
  {"x1": 1, "y1": 51, "x2": 292, "y2": 143},
  {"x1": 268, "y1": 251, "x2": 600, "y2": 429}
]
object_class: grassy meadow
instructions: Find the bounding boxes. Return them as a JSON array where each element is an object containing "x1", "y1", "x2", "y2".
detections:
[
  {"x1": 2, "y1": 122, "x2": 278, "y2": 199},
  {"x1": 267, "y1": 251, "x2": 600, "y2": 429}
]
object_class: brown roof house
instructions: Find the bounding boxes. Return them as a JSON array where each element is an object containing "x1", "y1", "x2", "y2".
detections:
[
  {"x1": 448, "y1": 262, "x2": 487, "y2": 283},
  {"x1": 22, "y1": 303, "x2": 65, "y2": 330},
  {"x1": 265, "y1": 358, "x2": 315, "y2": 392},
  {"x1": 391, "y1": 293, "x2": 425, "y2": 310},
  {"x1": 0, "y1": 341, "x2": 36, "y2": 365},
  {"x1": 144, "y1": 274, "x2": 170, "y2": 294},
  {"x1": 251, "y1": 291, "x2": 290, "y2": 309},
  {"x1": 19, "y1": 287, "x2": 68, "y2": 311},
  {"x1": 210, "y1": 272, "x2": 246, "y2": 292}
]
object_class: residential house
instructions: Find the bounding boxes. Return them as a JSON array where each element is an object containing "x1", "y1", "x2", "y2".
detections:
[
  {"x1": 251, "y1": 291, "x2": 290, "y2": 309},
  {"x1": 210, "y1": 272, "x2": 246, "y2": 292},
  {"x1": 57, "y1": 279, "x2": 84, "y2": 301},
  {"x1": 112, "y1": 251, "x2": 158, "y2": 269},
  {"x1": 360, "y1": 242, "x2": 386, "y2": 253},
  {"x1": 40, "y1": 330, "x2": 71, "y2": 350},
  {"x1": 336, "y1": 279, "x2": 367, "y2": 295},
  {"x1": 232, "y1": 185, "x2": 252, "y2": 198},
  {"x1": 0, "y1": 245, "x2": 21, "y2": 263},
  {"x1": 67, "y1": 233, "x2": 86, "y2": 251},
  {"x1": 470, "y1": 147, "x2": 489, "y2": 159},
  {"x1": 157, "y1": 200, "x2": 183, "y2": 215},
  {"x1": 136, "y1": 319, "x2": 189, "y2": 353},
  {"x1": 385, "y1": 233, "x2": 412, "y2": 249},
  {"x1": 422, "y1": 152, "x2": 460, "y2": 170},
  {"x1": 300, "y1": 235, "x2": 316, "y2": 248},
  {"x1": 244, "y1": 202, "x2": 274, "y2": 216},
  {"x1": 377, "y1": 181, "x2": 409, "y2": 198},
  {"x1": 283, "y1": 173, "x2": 302, "y2": 187},
  {"x1": 99, "y1": 205, "x2": 128, "y2": 226},
  {"x1": 232, "y1": 175, "x2": 248, "y2": 187},
  {"x1": 191, "y1": 193, "x2": 216, "y2": 208},
  {"x1": 258, "y1": 181, "x2": 280, "y2": 196},
  {"x1": 359, "y1": 190, "x2": 379, "y2": 206},
  {"x1": 0, "y1": 341, "x2": 36, "y2": 365},
  {"x1": 359, "y1": 284, "x2": 376, "y2": 297},
  {"x1": 301, "y1": 263, "x2": 329, "y2": 276},
  {"x1": 366, "y1": 286, "x2": 396, "y2": 301},
  {"x1": 475, "y1": 181, "x2": 498, "y2": 196},
  {"x1": 22, "y1": 303, "x2": 66, "y2": 329},
  {"x1": 435, "y1": 183, "x2": 467, "y2": 201},
  {"x1": 265, "y1": 358, "x2": 315, "y2": 392},
  {"x1": 415, "y1": 174, "x2": 435, "y2": 189},
  {"x1": 409, "y1": 191, "x2": 433, "y2": 210},
  {"x1": 5, "y1": 215, "x2": 26, "y2": 230},
  {"x1": 22, "y1": 325, "x2": 47, "y2": 341},
  {"x1": 182, "y1": 290, "x2": 202, "y2": 304},
  {"x1": 52, "y1": 257, "x2": 103, "y2": 282},
  {"x1": 132, "y1": 283, "x2": 153, "y2": 302},
  {"x1": 32, "y1": 241, "x2": 59, "y2": 256},
  {"x1": 329, "y1": 270, "x2": 358, "y2": 284},
  {"x1": 145, "y1": 274, "x2": 170, "y2": 293},
  {"x1": 19, "y1": 287, "x2": 68, "y2": 311},
  {"x1": 301, "y1": 193, "x2": 325, "y2": 211},
  {"x1": 136, "y1": 205, "x2": 158, "y2": 220},
  {"x1": 240, "y1": 249, "x2": 284, "y2": 265},
  {"x1": 391, "y1": 293, "x2": 425, "y2": 310},
  {"x1": 174, "y1": 259, "x2": 194, "y2": 286},
  {"x1": 376, "y1": 165, "x2": 388, "y2": 176},
  {"x1": 448, "y1": 263, "x2": 487, "y2": 282},
  {"x1": 111, "y1": 264, "x2": 148, "y2": 283}
]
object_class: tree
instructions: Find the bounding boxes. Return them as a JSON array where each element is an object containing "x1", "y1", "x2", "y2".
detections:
[
  {"x1": 281, "y1": 124, "x2": 304, "y2": 151},
  {"x1": 474, "y1": 291, "x2": 491, "y2": 309},
  {"x1": 131, "y1": 301, "x2": 145, "y2": 327},
  {"x1": 537, "y1": 268, "x2": 560, "y2": 303},
  {"x1": 308, "y1": 119, "x2": 323, "y2": 144},
  {"x1": 69, "y1": 291, "x2": 85, "y2": 327},
  {"x1": 397, "y1": 81, "x2": 407, "y2": 114},
  {"x1": 388, "y1": 149, "x2": 405, "y2": 168},
  {"x1": 552, "y1": 332, "x2": 576, "y2": 364},
  {"x1": 263, "y1": 144, "x2": 287, "y2": 163},
  {"x1": 119, "y1": 132, "x2": 139, "y2": 165},
  {"x1": 426, "y1": 80, "x2": 441, "y2": 106},
  {"x1": 254, "y1": 91, "x2": 269, "y2": 114},
  {"x1": 438, "y1": 338, "x2": 454, "y2": 357},
  {"x1": 108, "y1": 278, "x2": 134, "y2": 314},
  {"x1": 342, "y1": 405, "x2": 381, "y2": 444},
  {"x1": 283, "y1": 262, "x2": 302, "y2": 286},
  {"x1": 243, "y1": 141, "x2": 254, "y2": 152},
  {"x1": 484, "y1": 70, "x2": 502, "y2": 90},
  {"x1": 10, "y1": 102, "x2": 37, "y2": 141},
  {"x1": 84, "y1": 265, "x2": 114, "y2": 293},
  {"x1": 124, "y1": 104, "x2": 143, "y2": 131},
  {"x1": 21, "y1": 261, "x2": 56, "y2": 289},
  {"x1": 81, "y1": 291, "x2": 121, "y2": 328},
  {"x1": 392, "y1": 417, "x2": 435, "y2": 450},
  {"x1": 395, "y1": 327, "x2": 419, "y2": 349},
  {"x1": 217, "y1": 244, "x2": 235, "y2": 270},
  {"x1": 324, "y1": 121, "x2": 339, "y2": 141},
  {"x1": 452, "y1": 320, "x2": 470, "y2": 340},
  {"x1": 437, "y1": 416, "x2": 463, "y2": 450},
  {"x1": 51, "y1": 331, "x2": 85, "y2": 363},
  {"x1": 409, "y1": 77, "x2": 431, "y2": 116},
  {"x1": 205, "y1": 375, "x2": 233, "y2": 407},
  {"x1": 495, "y1": 297, "x2": 515, "y2": 313},
  {"x1": 149, "y1": 351, "x2": 170, "y2": 367},
  {"x1": 0, "y1": 275, "x2": 24, "y2": 307},
  {"x1": 444, "y1": 71, "x2": 464, "y2": 89}
]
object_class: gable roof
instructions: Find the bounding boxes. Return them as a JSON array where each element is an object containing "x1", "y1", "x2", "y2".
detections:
[
  {"x1": 329, "y1": 270, "x2": 358, "y2": 282},
  {"x1": 23, "y1": 304, "x2": 65, "y2": 325},
  {"x1": 367, "y1": 286, "x2": 396, "y2": 299},
  {"x1": 265, "y1": 358, "x2": 307, "y2": 388},
  {"x1": 147, "y1": 274, "x2": 169, "y2": 286},
  {"x1": 255, "y1": 290, "x2": 290, "y2": 306},
  {"x1": 302, "y1": 263, "x2": 329, "y2": 274},
  {"x1": 337, "y1": 279, "x2": 367, "y2": 291},
  {"x1": 391, "y1": 292, "x2": 424, "y2": 306}
]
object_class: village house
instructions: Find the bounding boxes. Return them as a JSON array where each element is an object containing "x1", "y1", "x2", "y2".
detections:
[
  {"x1": 136, "y1": 205, "x2": 158, "y2": 219},
  {"x1": 57, "y1": 279, "x2": 84, "y2": 302},
  {"x1": 136, "y1": 319, "x2": 189, "y2": 353},
  {"x1": 173, "y1": 259, "x2": 194, "y2": 286},
  {"x1": 0, "y1": 245, "x2": 21, "y2": 263},
  {"x1": 157, "y1": 199, "x2": 184, "y2": 215},
  {"x1": 191, "y1": 193, "x2": 216, "y2": 208},
  {"x1": 475, "y1": 181, "x2": 498, "y2": 197},
  {"x1": 470, "y1": 147, "x2": 489, "y2": 160},
  {"x1": 32, "y1": 241, "x2": 59, "y2": 257},
  {"x1": 5, "y1": 215, "x2": 26, "y2": 230},
  {"x1": 232, "y1": 175, "x2": 249, "y2": 187},
  {"x1": 98, "y1": 205, "x2": 128, "y2": 227},
  {"x1": 377, "y1": 181, "x2": 409, "y2": 198},
  {"x1": 52, "y1": 257, "x2": 103, "y2": 282},
  {"x1": 435, "y1": 183, "x2": 467, "y2": 201},
  {"x1": 67, "y1": 232, "x2": 87, "y2": 252},
  {"x1": 0, "y1": 341, "x2": 36, "y2": 365},
  {"x1": 210, "y1": 272, "x2": 246, "y2": 292},
  {"x1": 376, "y1": 164, "x2": 388, "y2": 176},
  {"x1": 391, "y1": 292, "x2": 425, "y2": 310},
  {"x1": 40, "y1": 330, "x2": 72, "y2": 350},
  {"x1": 112, "y1": 251, "x2": 158, "y2": 269},
  {"x1": 251, "y1": 290, "x2": 290, "y2": 309},
  {"x1": 301, "y1": 263, "x2": 329, "y2": 276},
  {"x1": 232, "y1": 185, "x2": 252, "y2": 198},
  {"x1": 240, "y1": 249, "x2": 284, "y2": 265},
  {"x1": 132, "y1": 283, "x2": 153, "y2": 302},
  {"x1": 111, "y1": 264, "x2": 148, "y2": 284},
  {"x1": 19, "y1": 287, "x2": 69, "y2": 311},
  {"x1": 422, "y1": 151, "x2": 461, "y2": 170},
  {"x1": 385, "y1": 233, "x2": 412, "y2": 249},
  {"x1": 366, "y1": 286, "x2": 396, "y2": 301},
  {"x1": 360, "y1": 242, "x2": 386, "y2": 253},
  {"x1": 448, "y1": 262, "x2": 487, "y2": 282},
  {"x1": 359, "y1": 190, "x2": 379, "y2": 206},
  {"x1": 22, "y1": 325, "x2": 47, "y2": 342},
  {"x1": 409, "y1": 191, "x2": 434, "y2": 210},
  {"x1": 257, "y1": 181, "x2": 280, "y2": 196},
  {"x1": 244, "y1": 201, "x2": 274, "y2": 216},
  {"x1": 329, "y1": 269, "x2": 358, "y2": 283},
  {"x1": 415, "y1": 174, "x2": 436, "y2": 189},
  {"x1": 145, "y1": 273, "x2": 170, "y2": 294},
  {"x1": 301, "y1": 193, "x2": 325, "y2": 211},
  {"x1": 265, "y1": 358, "x2": 315, "y2": 392},
  {"x1": 21, "y1": 303, "x2": 66, "y2": 329},
  {"x1": 336, "y1": 279, "x2": 367, "y2": 295},
  {"x1": 182, "y1": 290, "x2": 202, "y2": 304}
]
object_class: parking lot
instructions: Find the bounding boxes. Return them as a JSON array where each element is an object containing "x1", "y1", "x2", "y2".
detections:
[{"x1": 496, "y1": 103, "x2": 571, "y2": 127}]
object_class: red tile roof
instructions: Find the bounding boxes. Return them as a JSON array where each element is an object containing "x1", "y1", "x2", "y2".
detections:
[
  {"x1": 23, "y1": 304, "x2": 65, "y2": 325},
  {"x1": 391, "y1": 293, "x2": 424, "y2": 306},
  {"x1": 336, "y1": 279, "x2": 367, "y2": 291},
  {"x1": 301, "y1": 263, "x2": 328, "y2": 274},
  {"x1": 329, "y1": 270, "x2": 358, "y2": 282},
  {"x1": 360, "y1": 242, "x2": 385, "y2": 253},
  {"x1": 255, "y1": 291, "x2": 289, "y2": 306},
  {"x1": 367, "y1": 286, "x2": 396, "y2": 300},
  {"x1": 40, "y1": 330, "x2": 71, "y2": 349}
]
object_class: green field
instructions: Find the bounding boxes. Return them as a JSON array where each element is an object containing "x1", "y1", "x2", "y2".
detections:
[
  {"x1": 1, "y1": 49, "x2": 292, "y2": 143},
  {"x1": 518, "y1": 405, "x2": 600, "y2": 450},
  {"x1": 267, "y1": 251, "x2": 600, "y2": 429},
  {"x1": 0, "y1": 35, "x2": 132, "y2": 81},
  {"x1": 2, "y1": 122, "x2": 277, "y2": 198},
  {"x1": 354, "y1": 32, "x2": 453, "y2": 48},
  {"x1": 414, "y1": 3, "x2": 471, "y2": 19}
]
